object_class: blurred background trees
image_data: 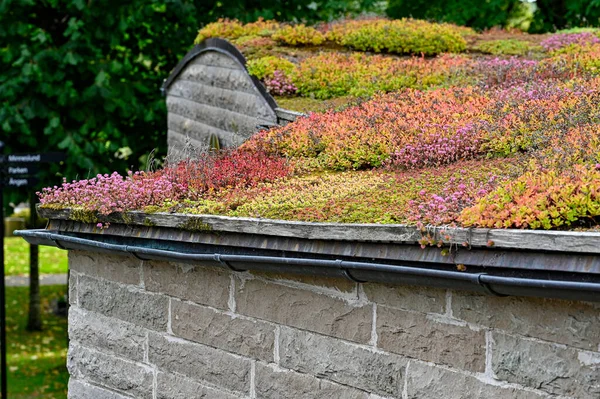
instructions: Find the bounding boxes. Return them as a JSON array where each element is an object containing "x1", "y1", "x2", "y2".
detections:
[{"x1": 1, "y1": 0, "x2": 599, "y2": 198}]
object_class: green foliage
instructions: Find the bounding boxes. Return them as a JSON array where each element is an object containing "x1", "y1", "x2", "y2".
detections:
[
  {"x1": 271, "y1": 25, "x2": 326, "y2": 46},
  {"x1": 194, "y1": 18, "x2": 280, "y2": 43},
  {"x1": 531, "y1": 0, "x2": 600, "y2": 33},
  {"x1": 328, "y1": 19, "x2": 468, "y2": 55},
  {"x1": 246, "y1": 56, "x2": 297, "y2": 79},
  {"x1": 386, "y1": 0, "x2": 524, "y2": 31},
  {"x1": 473, "y1": 39, "x2": 540, "y2": 55},
  {"x1": 0, "y1": 0, "x2": 198, "y2": 189},
  {"x1": 194, "y1": 0, "x2": 384, "y2": 26}
]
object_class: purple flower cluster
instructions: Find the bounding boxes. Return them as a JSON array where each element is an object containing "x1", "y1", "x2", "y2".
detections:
[
  {"x1": 38, "y1": 171, "x2": 188, "y2": 215},
  {"x1": 391, "y1": 124, "x2": 481, "y2": 169},
  {"x1": 264, "y1": 70, "x2": 297, "y2": 96},
  {"x1": 408, "y1": 174, "x2": 498, "y2": 226},
  {"x1": 541, "y1": 32, "x2": 600, "y2": 51}
]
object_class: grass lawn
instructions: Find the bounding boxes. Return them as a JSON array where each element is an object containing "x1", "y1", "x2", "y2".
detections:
[
  {"x1": 4, "y1": 285, "x2": 69, "y2": 398},
  {"x1": 4, "y1": 237, "x2": 68, "y2": 276}
]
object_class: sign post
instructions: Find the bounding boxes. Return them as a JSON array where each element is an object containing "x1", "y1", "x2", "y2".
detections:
[
  {"x1": 0, "y1": 148, "x2": 66, "y2": 398},
  {"x1": 0, "y1": 141, "x2": 6, "y2": 399}
]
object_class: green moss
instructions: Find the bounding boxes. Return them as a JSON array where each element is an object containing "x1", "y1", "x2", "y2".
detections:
[
  {"x1": 143, "y1": 218, "x2": 156, "y2": 227},
  {"x1": 179, "y1": 217, "x2": 213, "y2": 232},
  {"x1": 120, "y1": 212, "x2": 134, "y2": 225},
  {"x1": 69, "y1": 208, "x2": 99, "y2": 224},
  {"x1": 472, "y1": 39, "x2": 541, "y2": 55},
  {"x1": 275, "y1": 95, "x2": 359, "y2": 113}
]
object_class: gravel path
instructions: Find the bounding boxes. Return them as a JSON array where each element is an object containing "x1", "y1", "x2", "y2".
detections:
[{"x1": 5, "y1": 273, "x2": 68, "y2": 287}]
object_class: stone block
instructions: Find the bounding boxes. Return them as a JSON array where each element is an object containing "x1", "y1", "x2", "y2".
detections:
[
  {"x1": 148, "y1": 332, "x2": 251, "y2": 395},
  {"x1": 78, "y1": 275, "x2": 168, "y2": 331},
  {"x1": 67, "y1": 344, "x2": 153, "y2": 399},
  {"x1": 376, "y1": 306, "x2": 486, "y2": 372},
  {"x1": 255, "y1": 362, "x2": 368, "y2": 399},
  {"x1": 493, "y1": 332, "x2": 600, "y2": 398},
  {"x1": 362, "y1": 283, "x2": 445, "y2": 314},
  {"x1": 279, "y1": 327, "x2": 406, "y2": 397},
  {"x1": 191, "y1": 52, "x2": 240, "y2": 70},
  {"x1": 452, "y1": 291, "x2": 600, "y2": 351},
  {"x1": 171, "y1": 299, "x2": 274, "y2": 362},
  {"x1": 156, "y1": 372, "x2": 239, "y2": 399},
  {"x1": 236, "y1": 278, "x2": 372, "y2": 344},
  {"x1": 69, "y1": 271, "x2": 78, "y2": 306},
  {"x1": 144, "y1": 261, "x2": 230, "y2": 310},
  {"x1": 250, "y1": 270, "x2": 356, "y2": 294},
  {"x1": 69, "y1": 251, "x2": 141, "y2": 285},
  {"x1": 405, "y1": 361, "x2": 545, "y2": 399},
  {"x1": 69, "y1": 307, "x2": 147, "y2": 362},
  {"x1": 68, "y1": 379, "x2": 133, "y2": 399}
]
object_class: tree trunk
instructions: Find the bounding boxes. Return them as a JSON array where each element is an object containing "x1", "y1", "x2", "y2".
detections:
[{"x1": 26, "y1": 195, "x2": 42, "y2": 331}]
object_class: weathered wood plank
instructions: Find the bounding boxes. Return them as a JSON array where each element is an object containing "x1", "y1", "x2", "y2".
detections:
[
  {"x1": 46, "y1": 219, "x2": 600, "y2": 275},
  {"x1": 37, "y1": 208, "x2": 600, "y2": 254},
  {"x1": 275, "y1": 108, "x2": 306, "y2": 124}
]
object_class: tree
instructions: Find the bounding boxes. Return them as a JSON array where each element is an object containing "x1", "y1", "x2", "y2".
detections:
[
  {"x1": 530, "y1": 0, "x2": 600, "y2": 32},
  {"x1": 195, "y1": 0, "x2": 383, "y2": 25},
  {"x1": 0, "y1": 0, "x2": 199, "y2": 188},
  {"x1": 386, "y1": 0, "x2": 524, "y2": 31}
]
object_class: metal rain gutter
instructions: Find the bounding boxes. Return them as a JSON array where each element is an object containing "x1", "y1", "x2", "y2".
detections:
[{"x1": 15, "y1": 229, "x2": 600, "y2": 303}]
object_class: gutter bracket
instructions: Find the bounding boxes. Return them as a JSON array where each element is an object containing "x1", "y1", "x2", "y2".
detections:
[
  {"x1": 214, "y1": 254, "x2": 247, "y2": 272},
  {"x1": 477, "y1": 274, "x2": 508, "y2": 297},
  {"x1": 52, "y1": 239, "x2": 67, "y2": 250},
  {"x1": 130, "y1": 252, "x2": 149, "y2": 261},
  {"x1": 338, "y1": 260, "x2": 368, "y2": 283}
]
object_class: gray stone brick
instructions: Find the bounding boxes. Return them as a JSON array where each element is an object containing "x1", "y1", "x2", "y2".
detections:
[
  {"x1": 452, "y1": 292, "x2": 600, "y2": 351},
  {"x1": 236, "y1": 278, "x2": 372, "y2": 344},
  {"x1": 156, "y1": 372, "x2": 239, "y2": 399},
  {"x1": 279, "y1": 327, "x2": 406, "y2": 397},
  {"x1": 362, "y1": 283, "x2": 445, "y2": 314},
  {"x1": 256, "y1": 362, "x2": 368, "y2": 399},
  {"x1": 148, "y1": 332, "x2": 251, "y2": 395},
  {"x1": 493, "y1": 332, "x2": 600, "y2": 398},
  {"x1": 171, "y1": 299, "x2": 274, "y2": 362},
  {"x1": 69, "y1": 271, "x2": 78, "y2": 306},
  {"x1": 69, "y1": 307, "x2": 147, "y2": 362},
  {"x1": 144, "y1": 261, "x2": 230, "y2": 310},
  {"x1": 192, "y1": 52, "x2": 240, "y2": 69},
  {"x1": 251, "y1": 270, "x2": 356, "y2": 293},
  {"x1": 69, "y1": 251, "x2": 141, "y2": 285},
  {"x1": 406, "y1": 361, "x2": 545, "y2": 399},
  {"x1": 67, "y1": 344, "x2": 153, "y2": 399},
  {"x1": 78, "y1": 275, "x2": 168, "y2": 331},
  {"x1": 68, "y1": 379, "x2": 133, "y2": 399},
  {"x1": 376, "y1": 306, "x2": 486, "y2": 372}
]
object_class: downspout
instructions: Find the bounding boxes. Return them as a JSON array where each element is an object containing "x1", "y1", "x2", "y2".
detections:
[{"x1": 15, "y1": 230, "x2": 600, "y2": 303}]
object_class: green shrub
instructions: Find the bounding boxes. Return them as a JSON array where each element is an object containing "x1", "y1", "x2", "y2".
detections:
[
  {"x1": 195, "y1": 18, "x2": 280, "y2": 43},
  {"x1": 327, "y1": 18, "x2": 468, "y2": 56},
  {"x1": 271, "y1": 25, "x2": 325, "y2": 46},
  {"x1": 473, "y1": 39, "x2": 540, "y2": 55},
  {"x1": 246, "y1": 56, "x2": 296, "y2": 79}
]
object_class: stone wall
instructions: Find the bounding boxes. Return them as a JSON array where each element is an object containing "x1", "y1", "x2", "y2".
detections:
[{"x1": 67, "y1": 251, "x2": 600, "y2": 399}]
